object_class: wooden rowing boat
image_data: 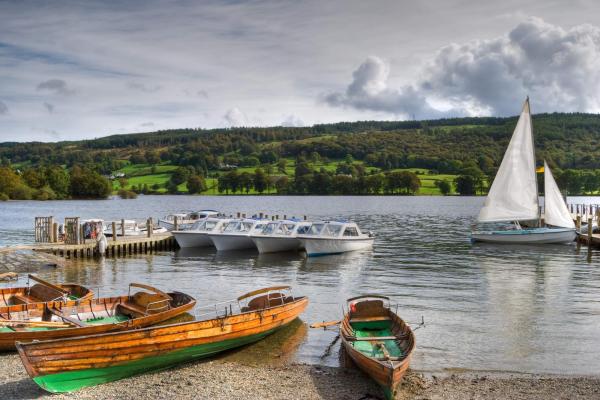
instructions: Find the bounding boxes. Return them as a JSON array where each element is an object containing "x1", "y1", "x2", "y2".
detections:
[
  {"x1": 0, "y1": 283, "x2": 195, "y2": 351},
  {"x1": 16, "y1": 285, "x2": 308, "y2": 393},
  {"x1": 0, "y1": 274, "x2": 93, "y2": 307},
  {"x1": 340, "y1": 295, "x2": 415, "y2": 400}
]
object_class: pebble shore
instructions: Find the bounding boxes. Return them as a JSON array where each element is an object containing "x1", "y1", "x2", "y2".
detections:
[{"x1": 1, "y1": 353, "x2": 599, "y2": 399}]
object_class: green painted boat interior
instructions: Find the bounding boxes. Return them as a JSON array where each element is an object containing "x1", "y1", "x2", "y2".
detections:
[
  {"x1": 34, "y1": 323, "x2": 289, "y2": 393},
  {"x1": 0, "y1": 326, "x2": 63, "y2": 332},
  {"x1": 85, "y1": 315, "x2": 130, "y2": 324},
  {"x1": 350, "y1": 320, "x2": 403, "y2": 358}
]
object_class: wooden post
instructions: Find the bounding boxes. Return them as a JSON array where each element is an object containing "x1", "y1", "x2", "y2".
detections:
[
  {"x1": 149, "y1": 217, "x2": 153, "y2": 236},
  {"x1": 79, "y1": 224, "x2": 84, "y2": 245},
  {"x1": 237, "y1": 212, "x2": 241, "y2": 218},
  {"x1": 259, "y1": 212, "x2": 264, "y2": 219},
  {"x1": 283, "y1": 214, "x2": 287, "y2": 220},
  {"x1": 576, "y1": 215, "x2": 581, "y2": 232},
  {"x1": 121, "y1": 219, "x2": 126, "y2": 237},
  {"x1": 174, "y1": 216, "x2": 178, "y2": 231},
  {"x1": 242, "y1": 213, "x2": 246, "y2": 218},
  {"x1": 596, "y1": 208, "x2": 600, "y2": 223},
  {"x1": 112, "y1": 222, "x2": 117, "y2": 242},
  {"x1": 303, "y1": 215, "x2": 307, "y2": 220},
  {"x1": 588, "y1": 217, "x2": 593, "y2": 243},
  {"x1": 52, "y1": 222, "x2": 58, "y2": 243},
  {"x1": 147, "y1": 218, "x2": 151, "y2": 238}
]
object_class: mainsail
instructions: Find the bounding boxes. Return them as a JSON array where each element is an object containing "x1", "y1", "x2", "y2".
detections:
[
  {"x1": 543, "y1": 161, "x2": 575, "y2": 229},
  {"x1": 478, "y1": 98, "x2": 539, "y2": 223}
]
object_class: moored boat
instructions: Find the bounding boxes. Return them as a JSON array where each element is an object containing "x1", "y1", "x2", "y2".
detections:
[
  {"x1": 1, "y1": 283, "x2": 195, "y2": 351},
  {"x1": 172, "y1": 217, "x2": 231, "y2": 248},
  {"x1": 340, "y1": 295, "x2": 415, "y2": 400},
  {"x1": 471, "y1": 98, "x2": 576, "y2": 244},
  {"x1": 103, "y1": 220, "x2": 142, "y2": 237},
  {"x1": 16, "y1": 286, "x2": 308, "y2": 393},
  {"x1": 250, "y1": 219, "x2": 312, "y2": 253},
  {"x1": 0, "y1": 275, "x2": 93, "y2": 307},
  {"x1": 297, "y1": 221, "x2": 374, "y2": 256},
  {"x1": 158, "y1": 210, "x2": 219, "y2": 231},
  {"x1": 207, "y1": 218, "x2": 269, "y2": 251}
]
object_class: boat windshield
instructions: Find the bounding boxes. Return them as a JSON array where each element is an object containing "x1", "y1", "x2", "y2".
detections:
[
  {"x1": 191, "y1": 220, "x2": 206, "y2": 230},
  {"x1": 296, "y1": 224, "x2": 311, "y2": 234},
  {"x1": 343, "y1": 226, "x2": 359, "y2": 236},
  {"x1": 276, "y1": 223, "x2": 296, "y2": 235},
  {"x1": 223, "y1": 222, "x2": 241, "y2": 232},
  {"x1": 204, "y1": 220, "x2": 219, "y2": 231},
  {"x1": 252, "y1": 223, "x2": 266, "y2": 232},
  {"x1": 262, "y1": 222, "x2": 278, "y2": 235},
  {"x1": 306, "y1": 223, "x2": 324, "y2": 235},
  {"x1": 322, "y1": 224, "x2": 342, "y2": 237}
]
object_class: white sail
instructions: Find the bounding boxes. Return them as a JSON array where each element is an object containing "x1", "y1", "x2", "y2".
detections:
[
  {"x1": 543, "y1": 161, "x2": 575, "y2": 229},
  {"x1": 478, "y1": 98, "x2": 539, "y2": 223}
]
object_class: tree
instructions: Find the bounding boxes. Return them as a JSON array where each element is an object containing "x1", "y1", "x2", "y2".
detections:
[
  {"x1": 187, "y1": 175, "x2": 206, "y2": 194},
  {"x1": 239, "y1": 172, "x2": 253, "y2": 194},
  {"x1": 69, "y1": 166, "x2": 112, "y2": 199},
  {"x1": 455, "y1": 174, "x2": 477, "y2": 195},
  {"x1": 118, "y1": 177, "x2": 128, "y2": 189},
  {"x1": 436, "y1": 180, "x2": 451, "y2": 195},
  {"x1": 22, "y1": 168, "x2": 44, "y2": 189},
  {"x1": 145, "y1": 150, "x2": 160, "y2": 165},
  {"x1": 167, "y1": 181, "x2": 179, "y2": 194},
  {"x1": 274, "y1": 176, "x2": 289, "y2": 194},
  {"x1": 253, "y1": 168, "x2": 268, "y2": 194},
  {"x1": 170, "y1": 167, "x2": 192, "y2": 185},
  {"x1": 277, "y1": 159, "x2": 287, "y2": 174},
  {"x1": 44, "y1": 166, "x2": 70, "y2": 199}
]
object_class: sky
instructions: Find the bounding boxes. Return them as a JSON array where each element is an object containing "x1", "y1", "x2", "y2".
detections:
[{"x1": 1, "y1": 0, "x2": 600, "y2": 142}]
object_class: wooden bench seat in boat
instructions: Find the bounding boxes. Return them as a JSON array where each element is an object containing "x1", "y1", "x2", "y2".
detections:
[
  {"x1": 11, "y1": 294, "x2": 37, "y2": 305},
  {"x1": 241, "y1": 293, "x2": 294, "y2": 312},
  {"x1": 349, "y1": 316, "x2": 392, "y2": 323},
  {"x1": 347, "y1": 336, "x2": 398, "y2": 341},
  {"x1": 117, "y1": 303, "x2": 148, "y2": 317}
]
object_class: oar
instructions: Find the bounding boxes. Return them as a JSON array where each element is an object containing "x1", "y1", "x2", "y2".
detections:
[
  {"x1": 310, "y1": 320, "x2": 341, "y2": 329},
  {"x1": 28, "y1": 274, "x2": 69, "y2": 295}
]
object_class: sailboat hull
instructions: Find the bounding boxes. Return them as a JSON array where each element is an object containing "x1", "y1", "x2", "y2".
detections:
[{"x1": 471, "y1": 227, "x2": 576, "y2": 244}]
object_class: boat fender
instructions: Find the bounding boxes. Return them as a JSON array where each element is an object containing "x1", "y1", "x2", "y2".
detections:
[
  {"x1": 350, "y1": 302, "x2": 357, "y2": 313},
  {"x1": 97, "y1": 234, "x2": 107, "y2": 255}
]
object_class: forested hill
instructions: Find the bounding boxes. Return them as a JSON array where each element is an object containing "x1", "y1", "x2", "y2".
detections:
[
  {"x1": 1, "y1": 112, "x2": 600, "y2": 199},
  {"x1": 2, "y1": 112, "x2": 600, "y2": 172}
]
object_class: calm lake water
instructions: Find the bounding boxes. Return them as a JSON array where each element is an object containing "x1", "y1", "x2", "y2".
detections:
[{"x1": 1, "y1": 195, "x2": 599, "y2": 375}]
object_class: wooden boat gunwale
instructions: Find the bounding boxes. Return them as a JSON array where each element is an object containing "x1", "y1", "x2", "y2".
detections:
[{"x1": 0, "y1": 274, "x2": 94, "y2": 307}]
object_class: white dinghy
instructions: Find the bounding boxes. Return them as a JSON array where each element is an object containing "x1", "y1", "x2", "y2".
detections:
[
  {"x1": 207, "y1": 218, "x2": 269, "y2": 251},
  {"x1": 297, "y1": 221, "x2": 374, "y2": 256},
  {"x1": 250, "y1": 220, "x2": 312, "y2": 253},
  {"x1": 471, "y1": 98, "x2": 576, "y2": 244},
  {"x1": 172, "y1": 218, "x2": 230, "y2": 248}
]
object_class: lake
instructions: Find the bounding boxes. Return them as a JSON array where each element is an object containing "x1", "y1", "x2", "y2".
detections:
[{"x1": 1, "y1": 195, "x2": 599, "y2": 375}]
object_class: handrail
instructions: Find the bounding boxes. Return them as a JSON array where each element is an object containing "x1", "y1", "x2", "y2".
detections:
[
  {"x1": 128, "y1": 283, "x2": 172, "y2": 301},
  {"x1": 237, "y1": 286, "x2": 291, "y2": 301},
  {"x1": 145, "y1": 298, "x2": 170, "y2": 313}
]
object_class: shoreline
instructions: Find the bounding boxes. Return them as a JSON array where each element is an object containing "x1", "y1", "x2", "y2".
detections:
[{"x1": 1, "y1": 353, "x2": 599, "y2": 399}]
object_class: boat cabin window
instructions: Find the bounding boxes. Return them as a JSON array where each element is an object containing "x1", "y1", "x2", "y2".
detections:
[
  {"x1": 204, "y1": 220, "x2": 218, "y2": 231},
  {"x1": 307, "y1": 223, "x2": 324, "y2": 235},
  {"x1": 224, "y1": 222, "x2": 240, "y2": 232},
  {"x1": 276, "y1": 223, "x2": 296, "y2": 235},
  {"x1": 262, "y1": 223, "x2": 278, "y2": 234},
  {"x1": 343, "y1": 227, "x2": 359, "y2": 236},
  {"x1": 296, "y1": 225, "x2": 310, "y2": 234},
  {"x1": 240, "y1": 222, "x2": 254, "y2": 232},
  {"x1": 322, "y1": 224, "x2": 342, "y2": 237},
  {"x1": 191, "y1": 220, "x2": 206, "y2": 230},
  {"x1": 253, "y1": 223, "x2": 266, "y2": 232}
]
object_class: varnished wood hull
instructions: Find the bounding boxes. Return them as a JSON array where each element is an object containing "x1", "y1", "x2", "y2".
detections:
[
  {"x1": 1, "y1": 292, "x2": 195, "y2": 351},
  {"x1": 0, "y1": 284, "x2": 93, "y2": 307},
  {"x1": 340, "y1": 308, "x2": 415, "y2": 400},
  {"x1": 17, "y1": 296, "x2": 308, "y2": 393}
]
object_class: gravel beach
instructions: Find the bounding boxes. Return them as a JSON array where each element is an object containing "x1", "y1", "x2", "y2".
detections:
[{"x1": 1, "y1": 353, "x2": 599, "y2": 400}]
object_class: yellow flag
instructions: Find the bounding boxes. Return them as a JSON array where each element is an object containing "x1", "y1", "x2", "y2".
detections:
[{"x1": 536, "y1": 166, "x2": 544, "y2": 173}]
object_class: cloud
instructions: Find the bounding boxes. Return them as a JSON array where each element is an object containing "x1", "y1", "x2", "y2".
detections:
[
  {"x1": 197, "y1": 90, "x2": 208, "y2": 98},
  {"x1": 36, "y1": 79, "x2": 74, "y2": 95},
  {"x1": 127, "y1": 82, "x2": 161, "y2": 93},
  {"x1": 140, "y1": 122, "x2": 155, "y2": 127},
  {"x1": 223, "y1": 107, "x2": 248, "y2": 127},
  {"x1": 43, "y1": 102, "x2": 54, "y2": 114},
  {"x1": 0, "y1": 101, "x2": 7, "y2": 115},
  {"x1": 281, "y1": 114, "x2": 304, "y2": 127},
  {"x1": 326, "y1": 18, "x2": 600, "y2": 118}
]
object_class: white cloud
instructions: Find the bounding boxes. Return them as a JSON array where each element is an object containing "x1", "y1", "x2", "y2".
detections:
[
  {"x1": 327, "y1": 18, "x2": 600, "y2": 118},
  {"x1": 128, "y1": 82, "x2": 161, "y2": 93},
  {"x1": 36, "y1": 79, "x2": 74, "y2": 95},
  {"x1": 281, "y1": 114, "x2": 304, "y2": 127},
  {"x1": 223, "y1": 107, "x2": 248, "y2": 127}
]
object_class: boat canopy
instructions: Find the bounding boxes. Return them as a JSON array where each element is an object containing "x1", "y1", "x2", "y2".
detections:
[{"x1": 478, "y1": 98, "x2": 539, "y2": 223}]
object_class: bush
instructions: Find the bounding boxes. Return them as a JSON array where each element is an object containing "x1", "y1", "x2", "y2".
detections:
[
  {"x1": 33, "y1": 186, "x2": 57, "y2": 200},
  {"x1": 118, "y1": 189, "x2": 138, "y2": 199},
  {"x1": 186, "y1": 175, "x2": 206, "y2": 194},
  {"x1": 0, "y1": 193, "x2": 8, "y2": 201}
]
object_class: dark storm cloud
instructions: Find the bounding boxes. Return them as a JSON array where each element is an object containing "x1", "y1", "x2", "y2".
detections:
[
  {"x1": 36, "y1": 79, "x2": 74, "y2": 95},
  {"x1": 326, "y1": 18, "x2": 600, "y2": 118}
]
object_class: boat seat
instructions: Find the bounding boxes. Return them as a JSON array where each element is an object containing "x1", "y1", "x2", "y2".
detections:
[
  {"x1": 242, "y1": 293, "x2": 287, "y2": 312},
  {"x1": 349, "y1": 316, "x2": 391, "y2": 323},
  {"x1": 46, "y1": 307, "x2": 86, "y2": 327},
  {"x1": 29, "y1": 284, "x2": 64, "y2": 302},
  {"x1": 11, "y1": 294, "x2": 37, "y2": 305},
  {"x1": 347, "y1": 336, "x2": 398, "y2": 341},
  {"x1": 118, "y1": 302, "x2": 148, "y2": 317}
]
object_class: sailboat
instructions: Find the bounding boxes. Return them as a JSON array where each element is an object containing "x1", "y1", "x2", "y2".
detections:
[{"x1": 471, "y1": 98, "x2": 576, "y2": 244}]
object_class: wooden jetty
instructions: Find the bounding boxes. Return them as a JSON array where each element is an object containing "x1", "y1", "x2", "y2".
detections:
[{"x1": 33, "y1": 233, "x2": 178, "y2": 259}]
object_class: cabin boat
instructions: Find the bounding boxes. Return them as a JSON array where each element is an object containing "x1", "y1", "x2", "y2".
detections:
[
  {"x1": 0, "y1": 283, "x2": 195, "y2": 351},
  {"x1": 172, "y1": 218, "x2": 231, "y2": 248},
  {"x1": 471, "y1": 98, "x2": 576, "y2": 244},
  {"x1": 158, "y1": 210, "x2": 219, "y2": 231},
  {"x1": 250, "y1": 220, "x2": 312, "y2": 253},
  {"x1": 340, "y1": 295, "x2": 415, "y2": 400},
  {"x1": 207, "y1": 218, "x2": 269, "y2": 251},
  {"x1": 0, "y1": 275, "x2": 93, "y2": 307},
  {"x1": 16, "y1": 286, "x2": 308, "y2": 393},
  {"x1": 103, "y1": 220, "x2": 142, "y2": 237},
  {"x1": 297, "y1": 221, "x2": 374, "y2": 256}
]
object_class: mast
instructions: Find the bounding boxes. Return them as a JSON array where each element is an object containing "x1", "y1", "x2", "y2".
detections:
[{"x1": 526, "y1": 97, "x2": 541, "y2": 226}]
